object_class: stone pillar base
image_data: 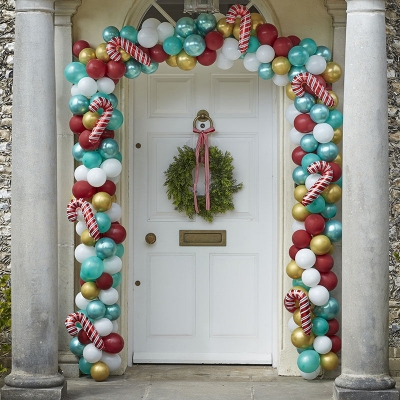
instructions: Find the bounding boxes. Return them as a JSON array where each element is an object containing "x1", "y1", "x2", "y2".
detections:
[
  {"x1": 334, "y1": 385, "x2": 399, "y2": 400},
  {"x1": 1, "y1": 382, "x2": 67, "y2": 400}
]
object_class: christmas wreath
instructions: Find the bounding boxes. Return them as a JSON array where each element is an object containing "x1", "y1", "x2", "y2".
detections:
[{"x1": 164, "y1": 145, "x2": 243, "y2": 222}]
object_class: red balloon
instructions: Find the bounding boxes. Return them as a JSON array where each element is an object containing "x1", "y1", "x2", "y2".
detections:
[
  {"x1": 314, "y1": 254, "x2": 334, "y2": 273},
  {"x1": 106, "y1": 61, "x2": 126, "y2": 80},
  {"x1": 327, "y1": 318, "x2": 340, "y2": 335},
  {"x1": 102, "y1": 222, "x2": 126, "y2": 244},
  {"x1": 304, "y1": 75, "x2": 326, "y2": 96},
  {"x1": 102, "y1": 129, "x2": 115, "y2": 139},
  {"x1": 97, "y1": 180, "x2": 116, "y2": 196},
  {"x1": 328, "y1": 335, "x2": 341, "y2": 353},
  {"x1": 305, "y1": 214, "x2": 325, "y2": 235},
  {"x1": 149, "y1": 44, "x2": 168, "y2": 63},
  {"x1": 80, "y1": 278, "x2": 86, "y2": 286},
  {"x1": 319, "y1": 271, "x2": 338, "y2": 291},
  {"x1": 287, "y1": 35, "x2": 301, "y2": 46},
  {"x1": 102, "y1": 333, "x2": 124, "y2": 354},
  {"x1": 112, "y1": 78, "x2": 120, "y2": 85},
  {"x1": 329, "y1": 162, "x2": 342, "y2": 182},
  {"x1": 197, "y1": 48, "x2": 217, "y2": 66},
  {"x1": 78, "y1": 330, "x2": 92, "y2": 345},
  {"x1": 292, "y1": 146, "x2": 307, "y2": 166},
  {"x1": 292, "y1": 230, "x2": 312, "y2": 249},
  {"x1": 205, "y1": 31, "x2": 224, "y2": 50},
  {"x1": 289, "y1": 245, "x2": 300, "y2": 260},
  {"x1": 326, "y1": 83, "x2": 333, "y2": 91},
  {"x1": 294, "y1": 114, "x2": 317, "y2": 133},
  {"x1": 86, "y1": 59, "x2": 107, "y2": 79},
  {"x1": 256, "y1": 23, "x2": 278, "y2": 46},
  {"x1": 69, "y1": 115, "x2": 85, "y2": 134},
  {"x1": 138, "y1": 45, "x2": 151, "y2": 56},
  {"x1": 72, "y1": 181, "x2": 96, "y2": 200},
  {"x1": 95, "y1": 273, "x2": 113, "y2": 290},
  {"x1": 73, "y1": 40, "x2": 90, "y2": 58},
  {"x1": 79, "y1": 129, "x2": 100, "y2": 151},
  {"x1": 273, "y1": 37, "x2": 293, "y2": 57}
]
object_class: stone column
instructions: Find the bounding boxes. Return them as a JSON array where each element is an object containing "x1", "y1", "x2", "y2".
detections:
[
  {"x1": 1, "y1": 0, "x2": 67, "y2": 399},
  {"x1": 334, "y1": 0, "x2": 398, "y2": 399}
]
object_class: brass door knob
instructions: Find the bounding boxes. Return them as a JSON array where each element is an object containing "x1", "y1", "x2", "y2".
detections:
[{"x1": 145, "y1": 233, "x2": 156, "y2": 244}]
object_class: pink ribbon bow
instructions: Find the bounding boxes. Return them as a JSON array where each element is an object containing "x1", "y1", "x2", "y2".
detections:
[{"x1": 193, "y1": 127, "x2": 215, "y2": 214}]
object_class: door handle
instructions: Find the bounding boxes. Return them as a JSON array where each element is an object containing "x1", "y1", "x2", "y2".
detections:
[{"x1": 145, "y1": 233, "x2": 156, "y2": 244}]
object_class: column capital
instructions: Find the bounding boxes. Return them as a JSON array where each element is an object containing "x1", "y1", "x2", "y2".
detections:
[
  {"x1": 346, "y1": 0, "x2": 385, "y2": 13},
  {"x1": 324, "y1": 0, "x2": 347, "y2": 27},
  {"x1": 15, "y1": 0, "x2": 55, "y2": 12},
  {"x1": 55, "y1": 0, "x2": 81, "y2": 26}
]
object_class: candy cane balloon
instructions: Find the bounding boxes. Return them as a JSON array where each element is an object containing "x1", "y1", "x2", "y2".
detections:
[
  {"x1": 284, "y1": 288, "x2": 312, "y2": 335},
  {"x1": 301, "y1": 161, "x2": 333, "y2": 206},
  {"x1": 65, "y1": 312, "x2": 105, "y2": 350},
  {"x1": 291, "y1": 72, "x2": 335, "y2": 107},
  {"x1": 106, "y1": 36, "x2": 151, "y2": 66},
  {"x1": 88, "y1": 97, "x2": 113, "y2": 144},
  {"x1": 67, "y1": 198, "x2": 100, "y2": 240},
  {"x1": 226, "y1": 4, "x2": 251, "y2": 53}
]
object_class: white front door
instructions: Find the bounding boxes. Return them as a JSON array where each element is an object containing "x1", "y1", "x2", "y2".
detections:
[{"x1": 129, "y1": 60, "x2": 276, "y2": 364}]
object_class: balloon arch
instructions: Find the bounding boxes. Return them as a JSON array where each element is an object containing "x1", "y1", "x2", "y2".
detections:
[{"x1": 64, "y1": 7, "x2": 343, "y2": 382}]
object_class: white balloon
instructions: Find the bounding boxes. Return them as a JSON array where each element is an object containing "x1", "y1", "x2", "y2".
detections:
[
  {"x1": 292, "y1": 220, "x2": 305, "y2": 232},
  {"x1": 243, "y1": 53, "x2": 261, "y2": 72},
  {"x1": 94, "y1": 318, "x2": 114, "y2": 337},
  {"x1": 99, "y1": 287, "x2": 119, "y2": 305},
  {"x1": 87, "y1": 167, "x2": 107, "y2": 187},
  {"x1": 157, "y1": 22, "x2": 174, "y2": 43},
  {"x1": 272, "y1": 73, "x2": 289, "y2": 86},
  {"x1": 105, "y1": 203, "x2": 122, "y2": 222},
  {"x1": 305, "y1": 55, "x2": 327, "y2": 75},
  {"x1": 112, "y1": 320, "x2": 119, "y2": 333},
  {"x1": 256, "y1": 45, "x2": 275, "y2": 63},
  {"x1": 308, "y1": 285, "x2": 330, "y2": 306},
  {"x1": 305, "y1": 173, "x2": 321, "y2": 190},
  {"x1": 288, "y1": 317, "x2": 299, "y2": 332},
  {"x1": 100, "y1": 352, "x2": 122, "y2": 372},
  {"x1": 301, "y1": 268, "x2": 321, "y2": 287},
  {"x1": 97, "y1": 77, "x2": 115, "y2": 94},
  {"x1": 295, "y1": 249, "x2": 317, "y2": 270},
  {"x1": 216, "y1": 51, "x2": 234, "y2": 70},
  {"x1": 100, "y1": 159, "x2": 122, "y2": 178},
  {"x1": 285, "y1": 104, "x2": 301, "y2": 125},
  {"x1": 137, "y1": 27, "x2": 159, "y2": 48},
  {"x1": 75, "y1": 292, "x2": 91, "y2": 310},
  {"x1": 76, "y1": 221, "x2": 87, "y2": 236},
  {"x1": 74, "y1": 165, "x2": 90, "y2": 181},
  {"x1": 289, "y1": 127, "x2": 305, "y2": 145},
  {"x1": 221, "y1": 38, "x2": 241, "y2": 61},
  {"x1": 142, "y1": 18, "x2": 161, "y2": 30},
  {"x1": 213, "y1": 13, "x2": 225, "y2": 22},
  {"x1": 313, "y1": 123, "x2": 334, "y2": 143},
  {"x1": 103, "y1": 255, "x2": 123, "y2": 274},
  {"x1": 71, "y1": 84, "x2": 80, "y2": 96},
  {"x1": 313, "y1": 336, "x2": 332, "y2": 354},
  {"x1": 300, "y1": 366, "x2": 321, "y2": 380},
  {"x1": 78, "y1": 77, "x2": 98, "y2": 97},
  {"x1": 108, "y1": 174, "x2": 120, "y2": 184},
  {"x1": 83, "y1": 343, "x2": 103, "y2": 363},
  {"x1": 75, "y1": 244, "x2": 96, "y2": 263}
]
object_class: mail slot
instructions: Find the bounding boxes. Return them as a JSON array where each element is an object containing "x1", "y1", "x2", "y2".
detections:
[{"x1": 179, "y1": 230, "x2": 226, "y2": 246}]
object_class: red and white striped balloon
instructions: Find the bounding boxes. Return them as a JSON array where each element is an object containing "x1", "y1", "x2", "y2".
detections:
[
  {"x1": 67, "y1": 198, "x2": 100, "y2": 241},
  {"x1": 301, "y1": 161, "x2": 333, "y2": 206},
  {"x1": 106, "y1": 36, "x2": 151, "y2": 66},
  {"x1": 88, "y1": 97, "x2": 113, "y2": 144},
  {"x1": 284, "y1": 288, "x2": 312, "y2": 335},
  {"x1": 226, "y1": 4, "x2": 251, "y2": 53}
]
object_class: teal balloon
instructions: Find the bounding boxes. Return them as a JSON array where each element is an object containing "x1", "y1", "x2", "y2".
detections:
[
  {"x1": 321, "y1": 203, "x2": 337, "y2": 219},
  {"x1": 124, "y1": 59, "x2": 142, "y2": 79},
  {"x1": 334, "y1": 176, "x2": 342, "y2": 188},
  {"x1": 79, "y1": 357, "x2": 93, "y2": 375},
  {"x1": 292, "y1": 278, "x2": 310, "y2": 291},
  {"x1": 116, "y1": 244, "x2": 125, "y2": 258},
  {"x1": 64, "y1": 62, "x2": 88, "y2": 84},
  {"x1": 80, "y1": 256, "x2": 104, "y2": 282},
  {"x1": 288, "y1": 46, "x2": 309, "y2": 67},
  {"x1": 316, "y1": 45, "x2": 332, "y2": 62},
  {"x1": 99, "y1": 138, "x2": 119, "y2": 159},
  {"x1": 300, "y1": 38, "x2": 317, "y2": 56},
  {"x1": 102, "y1": 26, "x2": 120, "y2": 42},
  {"x1": 195, "y1": 13, "x2": 217, "y2": 35},
  {"x1": 312, "y1": 317, "x2": 329, "y2": 336},
  {"x1": 306, "y1": 196, "x2": 326, "y2": 214},
  {"x1": 301, "y1": 153, "x2": 321, "y2": 172},
  {"x1": 112, "y1": 272, "x2": 122, "y2": 288},
  {"x1": 288, "y1": 66, "x2": 307, "y2": 82},
  {"x1": 297, "y1": 350, "x2": 320, "y2": 373},
  {"x1": 174, "y1": 33, "x2": 185, "y2": 43},
  {"x1": 300, "y1": 134, "x2": 319, "y2": 152},
  {"x1": 294, "y1": 93, "x2": 315, "y2": 113},
  {"x1": 107, "y1": 109, "x2": 124, "y2": 130},
  {"x1": 310, "y1": 104, "x2": 330, "y2": 123},
  {"x1": 82, "y1": 151, "x2": 102, "y2": 168},
  {"x1": 163, "y1": 36, "x2": 183, "y2": 55},
  {"x1": 104, "y1": 303, "x2": 121, "y2": 321},
  {"x1": 317, "y1": 142, "x2": 338, "y2": 161},
  {"x1": 69, "y1": 337, "x2": 85, "y2": 357},
  {"x1": 141, "y1": 61, "x2": 159, "y2": 75},
  {"x1": 115, "y1": 151, "x2": 123, "y2": 162},
  {"x1": 86, "y1": 300, "x2": 107, "y2": 320},
  {"x1": 108, "y1": 93, "x2": 118, "y2": 109},
  {"x1": 95, "y1": 237, "x2": 117, "y2": 260},
  {"x1": 292, "y1": 166, "x2": 309, "y2": 185},
  {"x1": 325, "y1": 110, "x2": 343, "y2": 129},
  {"x1": 247, "y1": 36, "x2": 260, "y2": 53},
  {"x1": 120, "y1": 25, "x2": 138, "y2": 43},
  {"x1": 258, "y1": 63, "x2": 274, "y2": 80},
  {"x1": 175, "y1": 17, "x2": 196, "y2": 38},
  {"x1": 323, "y1": 220, "x2": 342, "y2": 242},
  {"x1": 183, "y1": 34, "x2": 205, "y2": 57},
  {"x1": 297, "y1": 345, "x2": 314, "y2": 354},
  {"x1": 90, "y1": 92, "x2": 110, "y2": 105},
  {"x1": 69, "y1": 95, "x2": 90, "y2": 115},
  {"x1": 95, "y1": 213, "x2": 112, "y2": 233},
  {"x1": 72, "y1": 143, "x2": 87, "y2": 162},
  {"x1": 313, "y1": 297, "x2": 340, "y2": 320}
]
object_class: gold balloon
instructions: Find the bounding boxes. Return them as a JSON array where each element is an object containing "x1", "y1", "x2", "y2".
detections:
[
  {"x1": 333, "y1": 153, "x2": 342, "y2": 167},
  {"x1": 328, "y1": 244, "x2": 335, "y2": 255},
  {"x1": 216, "y1": 18, "x2": 234, "y2": 38},
  {"x1": 332, "y1": 128, "x2": 343, "y2": 145},
  {"x1": 82, "y1": 111, "x2": 100, "y2": 130},
  {"x1": 321, "y1": 62, "x2": 342, "y2": 83},
  {"x1": 320, "y1": 352, "x2": 339, "y2": 370},
  {"x1": 81, "y1": 229, "x2": 96, "y2": 246},
  {"x1": 294, "y1": 185, "x2": 308, "y2": 203},
  {"x1": 291, "y1": 327, "x2": 315, "y2": 349},
  {"x1": 96, "y1": 43, "x2": 111, "y2": 62},
  {"x1": 166, "y1": 55, "x2": 178, "y2": 67},
  {"x1": 81, "y1": 282, "x2": 100, "y2": 300},
  {"x1": 293, "y1": 308, "x2": 302, "y2": 326},
  {"x1": 327, "y1": 91, "x2": 339, "y2": 110},
  {"x1": 272, "y1": 56, "x2": 291, "y2": 75},
  {"x1": 119, "y1": 48, "x2": 131, "y2": 62},
  {"x1": 322, "y1": 183, "x2": 342, "y2": 203},
  {"x1": 79, "y1": 48, "x2": 96, "y2": 65},
  {"x1": 90, "y1": 361, "x2": 110, "y2": 382},
  {"x1": 292, "y1": 203, "x2": 311, "y2": 222},
  {"x1": 176, "y1": 50, "x2": 197, "y2": 71},
  {"x1": 286, "y1": 260, "x2": 305, "y2": 279},
  {"x1": 310, "y1": 235, "x2": 332, "y2": 255},
  {"x1": 250, "y1": 13, "x2": 265, "y2": 34},
  {"x1": 233, "y1": 22, "x2": 241, "y2": 41},
  {"x1": 111, "y1": 194, "x2": 117, "y2": 203},
  {"x1": 286, "y1": 84, "x2": 296, "y2": 101},
  {"x1": 92, "y1": 192, "x2": 112, "y2": 212}
]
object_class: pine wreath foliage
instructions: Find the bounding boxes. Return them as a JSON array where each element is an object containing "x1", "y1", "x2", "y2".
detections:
[{"x1": 164, "y1": 145, "x2": 243, "y2": 222}]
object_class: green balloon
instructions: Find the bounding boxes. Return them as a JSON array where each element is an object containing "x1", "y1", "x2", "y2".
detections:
[
  {"x1": 312, "y1": 317, "x2": 329, "y2": 336},
  {"x1": 80, "y1": 256, "x2": 104, "y2": 282},
  {"x1": 79, "y1": 357, "x2": 93, "y2": 375},
  {"x1": 306, "y1": 196, "x2": 326, "y2": 214},
  {"x1": 297, "y1": 350, "x2": 320, "y2": 373}
]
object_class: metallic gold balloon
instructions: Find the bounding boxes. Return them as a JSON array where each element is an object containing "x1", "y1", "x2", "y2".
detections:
[
  {"x1": 286, "y1": 260, "x2": 305, "y2": 279},
  {"x1": 92, "y1": 192, "x2": 112, "y2": 212},
  {"x1": 333, "y1": 153, "x2": 342, "y2": 167},
  {"x1": 82, "y1": 111, "x2": 100, "y2": 130},
  {"x1": 96, "y1": 43, "x2": 111, "y2": 62},
  {"x1": 292, "y1": 203, "x2": 311, "y2": 222},
  {"x1": 286, "y1": 84, "x2": 296, "y2": 101},
  {"x1": 250, "y1": 13, "x2": 265, "y2": 34},
  {"x1": 332, "y1": 128, "x2": 343, "y2": 145},
  {"x1": 81, "y1": 229, "x2": 96, "y2": 246},
  {"x1": 79, "y1": 48, "x2": 96, "y2": 65},
  {"x1": 293, "y1": 309, "x2": 302, "y2": 326},
  {"x1": 310, "y1": 235, "x2": 332, "y2": 255},
  {"x1": 272, "y1": 56, "x2": 291, "y2": 75},
  {"x1": 328, "y1": 244, "x2": 335, "y2": 255},
  {"x1": 317, "y1": 90, "x2": 339, "y2": 110},
  {"x1": 319, "y1": 352, "x2": 339, "y2": 370},
  {"x1": 176, "y1": 50, "x2": 197, "y2": 71},
  {"x1": 81, "y1": 282, "x2": 100, "y2": 300},
  {"x1": 166, "y1": 55, "x2": 178, "y2": 67},
  {"x1": 291, "y1": 327, "x2": 315, "y2": 349},
  {"x1": 90, "y1": 361, "x2": 110, "y2": 382},
  {"x1": 216, "y1": 18, "x2": 234, "y2": 38},
  {"x1": 119, "y1": 48, "x2": 131, "y2": 62},
  {"x1": 233, "y1": 22, "x2": 240, "y2": 40},
  {"x1": 322, "y1": 183, "x2": 342, "y2": 203},
  {"x1": 111, "y1": 194, "x2": 117, "y2": 203},
  {"x1": 294, "y1": 185, "x2": 308, "y2": 203},
  {"x1": 321, "y1": 62, "x2": 342, "y2": 83}
]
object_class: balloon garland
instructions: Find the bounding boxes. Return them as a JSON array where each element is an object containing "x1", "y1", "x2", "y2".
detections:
[{"x1": 64, "y1": 6, "x2": 343, "y2": 381}]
